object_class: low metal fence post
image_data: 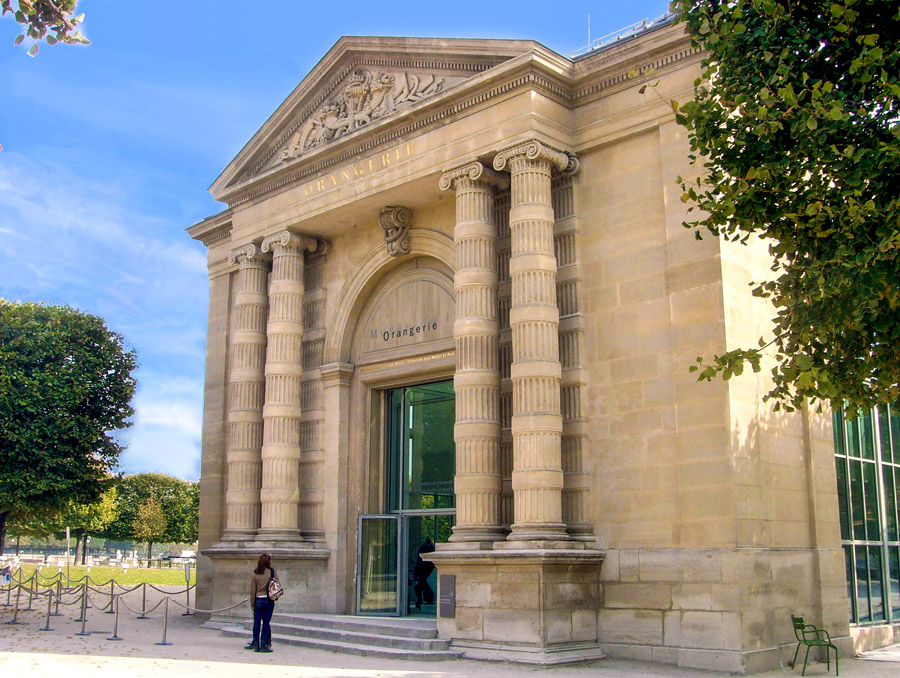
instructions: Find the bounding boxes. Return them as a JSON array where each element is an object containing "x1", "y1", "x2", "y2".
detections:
[
  {"x1": 52, "y1": 579, "x2": 62, "y2": 616},
  {"x1": 107, "y1": 594, "x2": 122, "y2": 641},
  {"x1": 5, "y1": 582, "x2": 22, "y2": 625},
  {"x1": 138, "y1": 581, "x2": 148, "y2": 619},
  {"x1": 2, "y1": 569, "x2": 11, "y2": 607},
  {"x1": 25, "y1": 572, "x2": 34, "y2": 611},
  {"x1": 106, "y1": 580, "x2": 116, "y2": 614},
  {"x1": 40, "y1": 589, "x2": 53, "y2": 631},
  {"x1": 155, "y1": 596, "x2": 171, "y2": 646},
  {"x1": 76, "y1": 584, "x2": 90, "y2": 636}
]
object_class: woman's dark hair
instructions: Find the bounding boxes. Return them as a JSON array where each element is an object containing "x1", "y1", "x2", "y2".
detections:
[{"x1": 255, "y1": 553, "x2": 271, "y2": 575}]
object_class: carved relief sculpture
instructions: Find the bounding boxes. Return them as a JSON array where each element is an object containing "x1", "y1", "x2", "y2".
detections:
[
  {"x1": 379, "y1": 205, "x2": 412, "y2": 257},
  {"x1": 277, "y1": 70, "x2": 445, "y2": 163}
]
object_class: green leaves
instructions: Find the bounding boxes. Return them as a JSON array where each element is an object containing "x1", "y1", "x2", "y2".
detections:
[
  {"x1": 2, "y1": 0, "x2": 90, "y2": 53},
  {"x1": 0, "y1": 300, "x2": 137, "y2": 521},
  {"x1": 671, "y1": 0, "x2": 900, "y2": 412},
  {"x1": 104, "y1": 474, "x2": 198, "y2": 545}
]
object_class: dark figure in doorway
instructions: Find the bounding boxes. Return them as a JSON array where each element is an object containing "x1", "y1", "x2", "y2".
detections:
[{"x1": 413, "y1": 537, "x2": 436, "y2": 609}]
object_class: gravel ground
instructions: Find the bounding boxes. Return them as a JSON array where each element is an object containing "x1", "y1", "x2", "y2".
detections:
[{"x1": 1, "y1": 584, "x2": 897, "y2": 677}]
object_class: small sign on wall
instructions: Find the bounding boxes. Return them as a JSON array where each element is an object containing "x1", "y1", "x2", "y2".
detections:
[{"x1": 439, "y1": 574, "x2": 456, "y2": 618}]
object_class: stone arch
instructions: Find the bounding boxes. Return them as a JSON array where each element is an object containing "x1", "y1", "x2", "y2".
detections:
[{"x1": 323, "y1": 228, "x2": 455, "y2": 365}]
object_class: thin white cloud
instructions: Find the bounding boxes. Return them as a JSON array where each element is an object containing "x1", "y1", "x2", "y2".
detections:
[{"x1": 0, "y1": 151, "x2": 208, "y2": 480}]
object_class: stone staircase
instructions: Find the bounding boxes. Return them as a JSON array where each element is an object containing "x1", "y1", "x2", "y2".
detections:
[{"x1": 221, "y1": 613, "x2": 463, "y2": 660}]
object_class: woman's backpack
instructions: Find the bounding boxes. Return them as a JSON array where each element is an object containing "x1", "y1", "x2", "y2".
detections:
[{"x1": 267, "y1": 568, "x2": 284, "y2": 601}]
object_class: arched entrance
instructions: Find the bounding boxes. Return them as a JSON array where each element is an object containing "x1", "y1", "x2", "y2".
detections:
[
  {"x1": 345, "y1": 252, "x2": 457, "y2": 617},
  {"x1": 358, "y1": 379, "x2": 455, "y2": 616}
]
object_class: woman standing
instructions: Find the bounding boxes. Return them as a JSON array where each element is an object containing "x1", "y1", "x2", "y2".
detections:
[{"x1": 246, "y1": 553, "x2": 275, "y2": 652}]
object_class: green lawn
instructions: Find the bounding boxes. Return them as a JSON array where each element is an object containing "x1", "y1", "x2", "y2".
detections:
[{"x1": 9, "y1": 563, "x2": 196, "y2": 587}]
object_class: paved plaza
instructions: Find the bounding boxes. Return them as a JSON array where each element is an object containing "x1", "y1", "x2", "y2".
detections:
[{"x1": 0, "y1": 586, "x2": 897, "y2": 677}]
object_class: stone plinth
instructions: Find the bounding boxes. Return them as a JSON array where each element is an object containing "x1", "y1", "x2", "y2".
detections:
[
  {"x1": 426, "y1": 548, "x2": 605, "y2": 664},
  {"x1": 201, "y1": 546, "x2": 331, "y2": 626}
]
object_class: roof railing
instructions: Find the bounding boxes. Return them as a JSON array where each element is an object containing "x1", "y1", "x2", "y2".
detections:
[{"x1": 566, "y1": 12, "x2": 676, "y2": 59}]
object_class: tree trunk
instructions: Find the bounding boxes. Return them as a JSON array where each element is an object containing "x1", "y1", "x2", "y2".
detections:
[
  {"x1": 15, "y1": 536, "x2": 20, "y2": 556},
  {"x1": 73, "y1": 529, "x2": 84, "y2": 564},
  {"x1": 147, "y1": 541, "x2": 153, "y2": 565},
  {"x1": 0, "y1": 511, "x2": 7, "y2": 556},
  {"x1": 81, "y1": 534, "x2": 89, "y2": 565}
]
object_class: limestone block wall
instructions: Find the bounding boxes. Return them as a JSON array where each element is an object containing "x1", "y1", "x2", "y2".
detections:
[
  {"x1": 196, "y1": 265, "x2": 233, "y2": 611},
  {"x1": 577, "y1": 93, "x2": 845, "y2": 670}
]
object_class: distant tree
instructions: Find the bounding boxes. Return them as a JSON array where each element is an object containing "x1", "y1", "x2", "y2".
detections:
[
  {"x1": 61, "y1": 487, "x2": 118, "y2": 564},
  {"x1": 107, "y1": 473, "x2": 199, "y2": 557},
  {"x1": 132, "y1": 493, "x2": 167, "y2": 562},
  {"x1": 0, "y1": 300, "x2": 137, "y2": 555},
  {"x1": 1, "y1": 0, "x2": 89, "y2": 56},
  {"x1": 6, "y1": 488, "x2": 117, "y2": 563},
  {"x1": 671, "y1": 1, "x2": 900, "y2": 412}
]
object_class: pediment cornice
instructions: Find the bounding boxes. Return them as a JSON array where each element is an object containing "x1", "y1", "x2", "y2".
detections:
[{"x1": 211, "y1": 25, "x2": 697, "y2": 210}]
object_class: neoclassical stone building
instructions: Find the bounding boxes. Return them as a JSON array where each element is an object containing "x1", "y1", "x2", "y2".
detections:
[{"x1": 188, "y1": 20, "x2": 896, "y2": 673}]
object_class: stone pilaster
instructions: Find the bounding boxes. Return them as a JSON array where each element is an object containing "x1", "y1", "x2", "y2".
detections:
[
  {"x1": 257, "y1": 230, "x2": 318, "y2": 543},
  {"x1": 440, "y1": 161, "x2": 509, "y2": 544},
  {"x1": 493, "y1": 140, "x2": 572, "y2": 543},
  {"x1": 222, "y1": 243, "x2": 270, "y2": 541}
]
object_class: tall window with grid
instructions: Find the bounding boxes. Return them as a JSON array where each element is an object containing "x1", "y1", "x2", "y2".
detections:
[{"x1": 833, "y1": 405, "x2": 900, "y2": 625}]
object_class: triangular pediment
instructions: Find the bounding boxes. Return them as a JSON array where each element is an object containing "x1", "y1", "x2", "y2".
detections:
[{"x1": 211, "y1": 37, "x2": 544, "y2": 201}]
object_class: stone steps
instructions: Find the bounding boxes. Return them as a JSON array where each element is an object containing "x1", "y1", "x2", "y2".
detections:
[{"x1": 222, "y1": 613, "x2": 463, "y2": 661}]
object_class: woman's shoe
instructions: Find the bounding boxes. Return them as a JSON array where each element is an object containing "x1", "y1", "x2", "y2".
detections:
[
  {"x1": 256, "y1": 646, "x2": 273, "y2": 653},
  {"x1": 244, "y1": 643, "x2": 258, "y2": 650}
]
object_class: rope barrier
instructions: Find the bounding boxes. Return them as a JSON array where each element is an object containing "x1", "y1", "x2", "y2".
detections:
[
  {"x1": 2, "y1": 570, "x2": 250, "y2": 648},
  {"x1": 116, "y1": 593, "x2": 167, "y2": 617}
]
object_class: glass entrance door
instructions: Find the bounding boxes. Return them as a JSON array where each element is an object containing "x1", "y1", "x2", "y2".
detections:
[{"x1": 358, "y1": 380, "x2": 456, "y2": 617}]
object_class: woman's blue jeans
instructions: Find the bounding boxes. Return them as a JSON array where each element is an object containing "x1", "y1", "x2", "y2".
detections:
[{"x1": 252, "y1": 596, "x2": 275, "y2": 648}]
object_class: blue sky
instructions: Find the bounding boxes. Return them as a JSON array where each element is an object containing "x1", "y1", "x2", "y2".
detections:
[{"x1": 0, "y1": 0, "x2": 672, "y2": 480}]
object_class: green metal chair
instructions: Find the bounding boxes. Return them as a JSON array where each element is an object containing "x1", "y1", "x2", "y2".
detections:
[{"x1": 791, "y1": 615, "x2": 839, "y2": 676}]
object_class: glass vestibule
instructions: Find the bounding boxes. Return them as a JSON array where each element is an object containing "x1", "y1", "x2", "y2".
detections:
[{"x1": 357, "y1": 380, "x2": 456, "y2": 617}]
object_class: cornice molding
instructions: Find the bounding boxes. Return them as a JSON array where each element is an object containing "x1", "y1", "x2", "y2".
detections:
[{"x1": 186, "y1": 210, "x2": 233, "y2": 247}]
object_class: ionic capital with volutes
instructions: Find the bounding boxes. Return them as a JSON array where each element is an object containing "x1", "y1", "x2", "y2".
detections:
[
  {"x1": 260, "y1": 230, "x2": 319, "y2": 256},
  {"x1": 492, "y1": 139, "x2": 574, "y2": 174},
  {"x1": 228, "y1": 242, "x2": 270, "y2": 267},
  {"x1": 439, "y1": 160, "x2": 510, "y2": 192}
]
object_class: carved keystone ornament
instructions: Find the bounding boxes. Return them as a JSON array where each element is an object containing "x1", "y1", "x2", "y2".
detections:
[{"x1": 379, "y1": 205, "x2": 412, "y2": 257}]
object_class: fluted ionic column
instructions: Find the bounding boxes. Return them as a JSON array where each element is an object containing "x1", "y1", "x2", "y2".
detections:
[
  {"x1": 257, "y1": 230, "x2": 318, "y2": 542},
  {"x1": 493, "y1": 140, "x2": 572, "y2": 543},
  {"x1": 222, "y1": 243, "x2": 270, "y2": 541},
  {"x1": 440, "y1": 161, "x2": 509, "y2": 543}
]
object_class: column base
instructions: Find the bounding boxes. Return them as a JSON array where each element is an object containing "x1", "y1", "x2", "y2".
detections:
[
  {"x1": 506, "y1": 522, "x2": 569, "y2": 543},
  {"x1": 448, "y1": 525, "x2": 506, "y2": 544},
  {"x1": 253, "y1": 528, "x2": 304, "y2": 542},
  {"x1": 216, "y1": 529, "x2": 258, "y2": 545},
  {"x1": 495, "y1": 539, "x2": 583, "y2": 550}
]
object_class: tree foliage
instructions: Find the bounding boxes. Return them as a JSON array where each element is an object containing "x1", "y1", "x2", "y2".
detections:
[
  {"x1": 106, "y1": 473, "x2": 199, "y2": 548},
  {"x1": 7, "y1": 487, "x2": 118, "y2": 562},
  {"x1": 1, "y1": 0, "x2": 89, "y2": 56},
  {"x1": 0, "y1": 300, "x2": 136, "y2": 554},
  {"x1": 62, "y1": 486, "x2": 118, "y2": 563},
  {"x1": 133, "y1": 492, "x2": 167, "y2": 561},
  {"x1": 671, "y1": 0, "x2": 900, "y2": 412}
]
